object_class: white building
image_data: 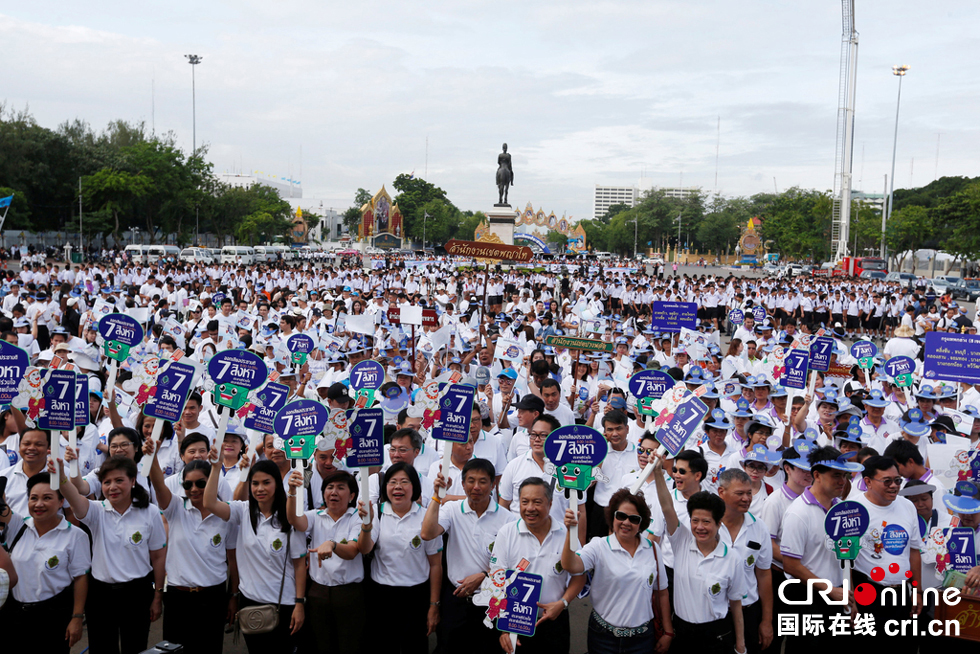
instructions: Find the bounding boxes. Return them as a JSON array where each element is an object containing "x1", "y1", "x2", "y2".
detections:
[
  {"x1": 593, "y1": 185, "x2": 639, "y2": 220},
  {"x1": 852, "y1": 190, "x2": 885, "y2": 213},
  {"x1": 656, "y1": 187, "x2": 699, "y2": 200}
]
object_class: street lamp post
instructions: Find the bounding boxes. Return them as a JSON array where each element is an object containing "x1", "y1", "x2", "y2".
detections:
[
  {"x1": 884, "y1": 64, "x2": 909, "y2": 260},
  {"x1": 186, "y1": 54, "x2": 202, "y2": 245}
]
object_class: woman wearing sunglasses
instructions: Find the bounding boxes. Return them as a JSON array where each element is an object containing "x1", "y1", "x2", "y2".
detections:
[
  {"x1": 143, "y1": 438, "x2": 234, "y2": 654},
  {"x1": 561, "y1": 488, "x2": 673, "y2": 654}
]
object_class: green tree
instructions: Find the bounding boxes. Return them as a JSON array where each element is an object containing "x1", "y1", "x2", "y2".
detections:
[
  {"x1": 601, "y1": 203, "x2": 631, "y2": 223},
  {"x1": 756, "y1": 188, "x2": 833, "y2": 260},
  {"x1": 417, "y1": 198, "x2": 461, "y2": 246},
  {"x1": 343, "y1": 188, "x2": 373, "y2": 237},
  {"x1": 457, "y1": 211, "x2": 486, "y2": 241},
  {"x1": 392, "y1": 174, "x2": 455, "y2": 240},
  {"x1": 696, "y1": 212, "x2": 740, "y2": 255},
  {"x1": 0, "y1": 186, "x2": 32, "y2": 231},
  {"x1": 545, "y1": 230, "x2": 568, "y2": 252},
  {"x1": 885, "y1": 204, "x2": 932, "y2": 271},
  {"x1": 935, "y1": 182, "x2": 980, "y2": 260},
  {"x1": 81, "y1": 169, "x2": 152, "y2": 243}
]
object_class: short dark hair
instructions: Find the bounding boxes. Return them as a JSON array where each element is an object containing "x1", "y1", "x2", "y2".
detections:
[
  {"x1": 187, "y1": 392, "x2": 203, "y2": 406},
  {"x1": 108, "y1": 427, "x2": 143, "y2": 463},
  {"x1": 319, "y1": 470, "x2": 358, "y2": 507},
  {"x1": 601, "y1": 409, "x2": 629, "y2": 427},
  {"x1": 98, "y1": 457, "x2": 150, "y2": 509},
  {"x1": 533, "y1": 414, "x2": 561, "y2": 433},
  {"x1": 26, "y1": 472, "x2": 62, "y2": 500},
  {"x1": 674, "y1": 450, "x2": 707, "y2": 483},
  {"x1": 461, "y1": 458, "x2": 496, "y2": 481},
  {"x1": 390, "y1": 428, "x2": 423, "y2": 451},
  {"x1": 687, "y1": 490, "x2": 726, "y2": 524},
  {"x1": 518, "y1": 477, "x2": 552, "y2": 502},
  {"x1": 380, "y1": 462, "x2": 422, "y2": 503},
  {"x1": 540, "y1": 378, "x2": 560, "y2": 393},
  {"x1": 20, "y1": 427, "x2": 50, "y2": 447},
  {"x1": 181, "y1": 460, "x2": 211, "y2": 481},
  {"x1": 861, "y1": 455, "x2": 898, "y2": 481},
  {"x1": 606, "y1": 488, "x2": 651, "y2": 532},
  {"x1": 179, "y1": 433, "x2": 210, "y2": 456},
  {"x1": 883, "y1": 440, "x2": 923, "y2": 466}
]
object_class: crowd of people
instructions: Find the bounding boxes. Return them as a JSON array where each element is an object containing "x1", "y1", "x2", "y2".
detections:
[{"x1": 0, "y1": 251, "x2": 977, "y2": 654}]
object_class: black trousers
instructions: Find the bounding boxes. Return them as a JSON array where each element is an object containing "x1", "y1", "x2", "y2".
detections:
[
  {"x1": 674, "y1": 613, "x2": 734, "y2": 654},
  {"x1": 760, "y1": 567, "x2": 786, "y2": 654},
  {"x1": 371, "y1": 581, "x2": 430, "y2": 654},
  {"x1": 782, "y1": 576, "x2": 851, "y2": 654},
  {"x1": 851, "y1": 571, "x2": 917, "y2": 654},
  {"x1": 743, "y1": 599, "x2": 762, "y2": 654},
  {"x1": 163, "y1": 583, "x2": 227, "y2": 654},
  {"x1": 239, "y1": 595, "x2": 301, "y2": 654},
  {"x1": 438, "y1": 583, "x2": 497, "y2": 654},
  {"x1": 307, "y1": 579, "x2": 366, "y2": 654},
  {"x1": 88, "y1": 574, "x2": 154, "y2": 654},
  {"x1": 510, "y1": 609, "x2": 571, "y2": 654},
  {"x1": 0, "y1": 583, "x2": 75, "y2": 654}
]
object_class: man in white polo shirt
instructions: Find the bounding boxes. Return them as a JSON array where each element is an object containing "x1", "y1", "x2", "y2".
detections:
[{"x1": 781, "y1": 446, "x2": 862, "y2": 654}]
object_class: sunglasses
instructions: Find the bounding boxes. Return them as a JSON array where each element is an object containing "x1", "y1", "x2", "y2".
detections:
[
  {"x1": 614, "y1": 511, "x2": 642, "y2": 525},
  {"x1": 182, "y1": 479, "x2": 208, "y2": 490}
]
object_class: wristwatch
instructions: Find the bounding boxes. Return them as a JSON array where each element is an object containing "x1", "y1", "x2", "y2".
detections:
[{"x1": 295, "y1": 597, "x2": 306, "y2": 605}]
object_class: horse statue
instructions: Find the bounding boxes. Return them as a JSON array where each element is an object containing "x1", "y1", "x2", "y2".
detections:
[{"x1": 496, "y1": 143, "x2": 514, "y2": 206}]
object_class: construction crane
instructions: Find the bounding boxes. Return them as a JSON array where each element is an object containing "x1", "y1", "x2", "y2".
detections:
[{"x1": 831, "y1": 0, "x2": 859, "y2": 262}]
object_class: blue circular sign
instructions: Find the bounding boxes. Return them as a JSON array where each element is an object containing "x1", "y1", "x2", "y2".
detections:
[
  {"x1": 274, "y1": 398, "x2": 329, "y2": 439},
  {"x1": 543, "y1": 425, "x2": 608, "y2": 467},
  {"x1": 207, "y1": 349, "x2": 268, "y2": 390},
  {"x1": 752, "y1": 307, "x2": 767, "y2": 323},
  {"x1": 287, "y1": 334, "x2": 315, "y2": 354},
  {"x1": 824, "y1": 500, "x2": 870, "y2": 540},
  {"x1": 729, "y1": 309, "x2": 744, "y2": 325},
  {"x1": 884, "y1": 355, "x2": 915, "y2": 378},
  {"x1": 850, "y1": 340, "x2": 878, "y2": 361},
  {"x1": 628, "y1": 369, "x2": 675, "y2": 401},
  {"x1": 98, "y1": 313, "x2": 144, "y2": 347},
  {"x1": 350, "y1": 360, "x2": 385, "y2": 392}
]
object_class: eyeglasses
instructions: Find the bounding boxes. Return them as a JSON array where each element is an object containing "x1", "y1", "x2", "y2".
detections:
[
  {"x1": 637, "y1": 447, "x2": 658, "y2": 455},
  {"x1": 528, "y1": 432, "x2": 550, "y2": 441},
  {"x1": 109, "y1": 442, "x2": 134, "y2": 452},
  {"x1": 614, "y1": 511, "x2": 642, "y2": 525},
  {"x1": 182, "y1": 479, "x2": 208, "y2": 490},
  {"x1": 745, "y1": 463, "x2": 768, "y2": 472},
  {"x1": 872, "y1": 476, "x2": 904, "y2": 487}
]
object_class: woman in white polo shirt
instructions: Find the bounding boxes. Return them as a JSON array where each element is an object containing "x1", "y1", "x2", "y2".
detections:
[
  {"x1": 0, "y1": 471, "x2": 90, "y2": 653},
  {"x1": 56, "y1": 455, "x2": 167, "y2": 654},
  {"x1": 203, "y1": 457, "x2": 307, "y2": 654},
  {"x1": 286, "y1": 468, "x2": 365, "y2": 654},
  {"x1": 144, "y1": 440, "x2": 233, "y2": 654},
  {"x1": 561, "y1": 487, "x2": 673, "y2": 654},
  {"x1": 357, "y1": 462, "x2": 442, "y2": 654},
  {"x1": 651, "y1": 453, "x2": 747, "y2": 654}
]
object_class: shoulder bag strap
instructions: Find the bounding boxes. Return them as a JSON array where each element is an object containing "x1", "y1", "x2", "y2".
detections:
[
  {"x1": 276, "y1": 531, "x2": 290, "y2": 605},
  {"x1": 5, "y1": 522, "x2": 27, "y2": 553}
]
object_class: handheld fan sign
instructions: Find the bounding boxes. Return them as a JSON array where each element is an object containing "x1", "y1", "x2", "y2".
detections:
[
  {"x1": 628, "y1": 369, "x2": 674, "y2": 417},
  {"x1": 350, "y1": 360, "x2": 384, "y2": 407},
  {"x1": 98, "y1": 313, "x2": 145, "y2": 395},
  {"x1": 346, "y1": 406, "x2": 385, "y2": 522},
  {"x1": 544, "y1": 425, "x2": 608, "y2": 501},
  {"x1": 287, "y1": 334, "x2": 315, "y2": 367},
  {"x1": 0, "y1": 340, "x2": 29, "y2": 404},
  {"x1": 40, "y1": 369, "x2": 77, "y2": 492},
  {"x1": 274, "y1": 399, "x2": 329, "y2": 516},
  {"x1": 208, "y1": 349, "x2": 268, "y2": 465},
  {"x1": 824, "y1": 500, "x2": 869, "y2": 593},
  {"x1": 851, "y1": 340, "x2": 878, "y2": 370},
  {"x1": 729, "y1": 309, "x2": 744, "y2": 325},
  {"x1": 140, "y1": 356, "x2": 198, "y2": 477},
  {"x1": 752, "y1": 307, "x2": 767, "y2": 323}
]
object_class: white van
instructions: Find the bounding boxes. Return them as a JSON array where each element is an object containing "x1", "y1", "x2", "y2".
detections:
[
  {"x1": 271, "y1": 245, "x2": 292, "y2": 262},
  {"x1": 147, "y1": 245, "x2": 181, "y2": 264},
  {"x1": 124, "y1": 244, "x2": 149, "y2": 264},
  {"x1": 253, "y1": 246, "x2": 277, "y2": 263},
  {"x1": 180, "y1": 247, "x2": 214, "y2": 264},
  {"x1": 221, "y1": 246, "x2": 256, "y2": 265}
]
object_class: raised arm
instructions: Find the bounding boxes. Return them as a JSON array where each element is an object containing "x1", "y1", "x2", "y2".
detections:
[
  {"x1": 651, "y1": 453, "x2": 678, "y2": 536},
  {"x1": 142, "y1": 439, "x2": 172, "y2": 510},
  {"x1": 48, "y1": 456, "x2": 90, "y2": 520},
  {"x1": 204, "y1": 445, "x2": 232, "y2": 522},
  {"x1": 285, "y1": 470, "x2": 309, "y2": 532}
]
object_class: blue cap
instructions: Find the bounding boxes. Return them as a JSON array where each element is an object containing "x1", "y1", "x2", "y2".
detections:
[
  {"x1": 497, "y1": 368, "x2": 518, "y2": 380},
  {"x1": 915, "y1": 385, "x2": 937, "y2": 400},
  {"x1": 900, "y1": 408, "x2": 930, "y2": 437},
  {"x1": 863, "y1": 389, "x2": 890, "y2": 408},
  {"x1": 944, "y1": 493, "x2": 980, "y2": 515},
  {"x1": 730, "y1": 398, "x2": 754, "y2": 418},
  {"x1": 742, "y1": 445, "x2": 782, "y2": 467},
  {"x1": 813, "y1": 452, "x2": 864, "y2": 473},
  {"x1": 699, "y1": 382, "x2": 720, "y2": 400},
  {"x1": 705, "y1": 408, "x2": 733, "y2": 430}
]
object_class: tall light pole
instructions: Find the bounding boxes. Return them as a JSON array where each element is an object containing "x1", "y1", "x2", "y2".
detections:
[
  {"x1": 187, "y1": 55, "x2": 202, "y2": 245},
  {"x1": 884, "y1": 64, "x2": 909, "y2": 260}
]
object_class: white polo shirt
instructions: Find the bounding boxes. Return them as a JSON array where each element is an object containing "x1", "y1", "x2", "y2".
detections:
[
  {"x1": 80, "y1": 499, "x2": 167, "y2": 583},
  {"x1": 489, "y1": 518, "x2": 581, "y2": 607},
  {"x1": 436, "y1": 499, "x2": 516, "y2": 587},
  {"x1": 668, "y1": 521, "x2": 746, "y2": 623},
  {"x1": 300, "y1": 507, "x2": 364, "y2": 586},
  {"x1": 576, "y1": 535, "x2": 668, "y2": 628},
  {"x1": 226, "y1": 500, "x2": 306, "y2": 604},
  {"x1": 759, "y1": 484, "x2": 801, "y2": 571},
  {"x1": 854, "y1": 493, "x2": 921, "y2": 586},
  {"x1": 0, "y1": 462, "x2": 37, "y2": 516},
  {"x1": 779, "y1": 488, "x2": 843, "y2": 584},
  {"x1": 719, "y1": 512, "x2": 772, "y2": 606},
  {"x1": 498, "y1": 451, "x2": 586, "y2": 525},
  {"x1": 649, "y1": 487, "x2": 694, "y2": 568},
  {"x1": 162, "y1": 497, "x2": 233, "y2": 587},
  {"x1": 8, "y1": 515, "x2": 91, "y2": 603},
  {"x1": 369, "y1": 501, "x2": 442, "y2": 587},
  {"x1": 594, "y1": 441, "x2": 640, "y2": 507}
]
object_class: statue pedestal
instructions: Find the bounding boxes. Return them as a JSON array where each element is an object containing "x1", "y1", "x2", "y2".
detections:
[{"x1": 485, "y1": 207, "x2": 517, "y2": 246}]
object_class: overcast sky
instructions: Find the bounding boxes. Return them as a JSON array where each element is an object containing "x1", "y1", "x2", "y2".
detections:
[{"x1": 3, "y1": 1, "x2": 978, "y2": 221}]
